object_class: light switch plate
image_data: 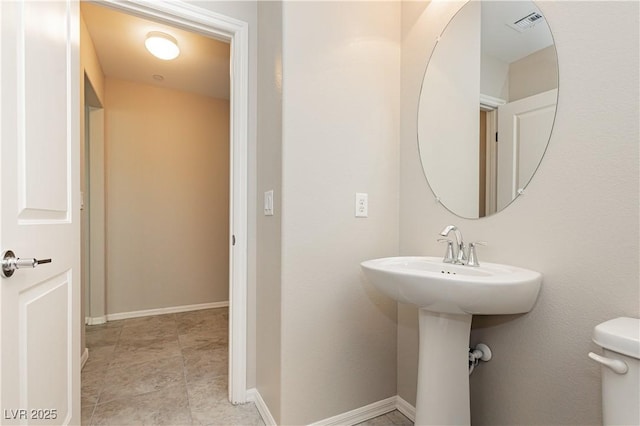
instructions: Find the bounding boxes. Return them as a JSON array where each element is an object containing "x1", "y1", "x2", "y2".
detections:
[
  {"x1": 264, "y1": 190, "x2": 274, "y2": 216},
  {"x1": 355, "y1": 193, "x2": 368, "y2": 217}
]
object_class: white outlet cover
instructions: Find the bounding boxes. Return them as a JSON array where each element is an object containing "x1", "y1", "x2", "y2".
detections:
[{"x1": 355, "y1": 192, "x2": 368, "y2": 218}]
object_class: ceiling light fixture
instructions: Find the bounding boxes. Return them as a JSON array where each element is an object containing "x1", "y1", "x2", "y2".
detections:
[{"x1": 145, "y1": 31, "x2": 180, "y2": 60}]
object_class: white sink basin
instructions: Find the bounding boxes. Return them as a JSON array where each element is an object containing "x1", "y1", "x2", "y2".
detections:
[
  {"x1": 361, "y1": 255, "x2": 543, "y2": 425},
  {"x1": 361, "y1": 256, "x2": 541, "y2": 315}
]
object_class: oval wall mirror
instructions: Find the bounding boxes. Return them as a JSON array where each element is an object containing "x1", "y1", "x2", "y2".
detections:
[{"x1": 418, "y1": 0, "x2": 558, "y2": 219}]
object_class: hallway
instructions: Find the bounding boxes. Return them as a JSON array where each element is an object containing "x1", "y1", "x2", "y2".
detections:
[{"x1": 81, "y1": 308, "x2": 263, "y2": 425}]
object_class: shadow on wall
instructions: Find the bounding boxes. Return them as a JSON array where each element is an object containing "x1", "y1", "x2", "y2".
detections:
[
  {"x1": 472, "y1": 313, "x2": 525, "y2": 329},
  {"x1": 359, "y1": 271, "x2": 398, "y2": 324}
]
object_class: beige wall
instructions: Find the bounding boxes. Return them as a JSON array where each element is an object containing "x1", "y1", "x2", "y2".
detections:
[
  {"x1": 400, "y1": 2, "x2": 639, "y2": 425},
  {"x1": 509, "y1": 45, "x2": 559, "y2": 102},
  {"x1": 81, "y1": 15, "x2": 105, "y2": 105},
  {"x1": 82, "y1": 14, "x2": 108, "y2": 324},
  {"x1": 481, "y1": 52, "x2": 510, "y2": 101},
  {"x1": 104, "y1": 78, "x2": 229, "y2": 314},
  {"x1": 256, "y1": 1, "x2": 283, "y2": 423},
  {"x1": 87, "y1": 104, "x2": 106, "y2": 323},
  {"x1": 278, "y1": 2, "x2": 400, "y2": 424},
  {"x1": 80, "y1": 12, "x2": 106, "y2": 353},
  {"x1": 419, "y1": 0, "x2": 480, "y2": 218}
]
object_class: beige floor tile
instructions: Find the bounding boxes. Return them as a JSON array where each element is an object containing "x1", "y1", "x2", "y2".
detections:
[
  {"x1": 186, "y1": 373, "x2": 228, "y2": 398},
  {"x1": 178, "y1": 328, "x2": 227, "y2": 350},
  {"x1": 91, "y1": 383, "x2": 192, "y2": 426},
  {"x1": 118, "y1": 325, "x2": 178, "y2": 343},
  {"x1": 120, "y1": 313, "x2": 177, "y2": 329},
  {"x1": 111, "y1": 337, "x2": 182, "y2": 369},
  {"x1": 356, "y1": 411, "x2": 414, "y2": 426},
  {"x1": 118, "y1": 315, "x2": 178, "y2": 342},
  {"x1": 176, "y1": 308, "x2": 228, "y2": 335},
  {"x1": 385, "y1": 410, "x2": 413, "y2": 425},
  {"x1": 356, "y1": 415, "x2": 395, "y2": 426},
  {"x1": 200, "y1": 402, "x2": 265, "y2": 426},
  {"x1": 82, "y1": 308, "x2": 265, "y2": 426},
  {"x1": 186, "y1": 376, "x2": 263, "y2": 426},
  {"x1": 82, "y1": 369, "x2": 107, "y2": 404},
  {"x1": 83, "y1": 345, "x2": 116, "y2": 373},
  {"x1": 183, "y1": 346, "x2": 228, "y2": 383},
  {"x1": 86, "y1": 327, "x2": 122, "y2": 348},
  {"x1": 86, "y1": 320, "x2": 125, "y2": 330},
  {"x1": 99, "y1": 355, "x2": 186, "y2": 404},
  {"x1": 175, "y1": 307, "x2": 227, "y2": 322},
  {"x1": 81, "y1": 399, "x2": 96, "y2": 426}
]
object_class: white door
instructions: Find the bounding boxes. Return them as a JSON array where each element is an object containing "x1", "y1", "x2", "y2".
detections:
[
  {"x1": 1, "y1": 1, "x2": 80, "y2": 424},
  {"x1": 497, "y1": 89, "x2": 557, "y2": 210}
]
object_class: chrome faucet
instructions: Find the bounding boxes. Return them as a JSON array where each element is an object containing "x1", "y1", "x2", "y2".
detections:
[
  {"x1": 440, "y1": 225, "x2": 467, "y2": 265},
  {"x1": 438, "y1": 225, "x2": 486, "y2": 266}
]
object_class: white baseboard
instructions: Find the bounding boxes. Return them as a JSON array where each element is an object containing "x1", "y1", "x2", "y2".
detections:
[
  {"x1": 85, "y1": 316, "x2": 107, "y2": 325},
  {"x1": 81, "y1": 348, "x2": 89, "y2": 370},
  {"x1": 246, "y1": 388, "x2": 276, "y2": 426},
  {"x1": 243, "y1": 391, "x2": 415, "y2": 426},
  {"x1": 309, "y1": 396, "x2": 397, "y2": 426},
  {"x1": 105, "y1": 301, "x2": 229, "y2": 322},
  {"x1": 395, "y1": 395, "x2": 416, "y2": 422}
]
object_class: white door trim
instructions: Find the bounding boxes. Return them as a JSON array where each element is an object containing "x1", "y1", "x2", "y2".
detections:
[{"x1": 98, "y1": 0, "x2": 249, "y2": 404}]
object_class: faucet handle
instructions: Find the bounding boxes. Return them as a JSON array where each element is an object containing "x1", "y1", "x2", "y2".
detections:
[
  {"x1": 467, "y1": 242, "x2": 487, "y2": 267},
  {"x1": 437, "y1": 239, "x2": 455, "y2": 263}
]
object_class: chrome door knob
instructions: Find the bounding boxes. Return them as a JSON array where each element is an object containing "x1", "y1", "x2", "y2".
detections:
[{"x1": 1, "y1": 250, "x2": 52, "y2": 278}]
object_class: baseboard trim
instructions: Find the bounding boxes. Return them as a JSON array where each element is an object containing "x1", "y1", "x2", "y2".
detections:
[
  {"x1": 242, "y1": 392, "x2": 415, "y2": 426},
  {"x1": 81, "y1": 348, "x2": 89, "y2": 370},
  {"x1": 309, "y1": 396, "x2": 397, "y2": 426},
  {"x1": 395, "y1": 395, "x2": 416, "y2": 422},
  {"x1": 85, "y1": 316, "x2": 107, "y2": 325},
  {"x1": 105, "y1": 301, "x2": 229, "y2": 321},
  {"x1": 247, "y1": 388, "x2": 277, "y2": 426}
]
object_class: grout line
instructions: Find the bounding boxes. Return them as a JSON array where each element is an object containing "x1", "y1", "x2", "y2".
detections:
[
  {"x1": 92, "y1": 383, "x2": 188, "y2": 409},
  {"x1": 176, "y1": 314, "x2": 196, "y2": 425},
  {"x1": 90, "y1": 326, "x2": 122, "y2": 409},
  {"x1": 86, "y1": 401, "x2": 97, "y2": 426}
]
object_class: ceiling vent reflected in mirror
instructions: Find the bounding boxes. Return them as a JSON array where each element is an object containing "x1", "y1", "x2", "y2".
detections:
[{"x1": 507, "y1": 12, "x2": 545, "y2": 33}]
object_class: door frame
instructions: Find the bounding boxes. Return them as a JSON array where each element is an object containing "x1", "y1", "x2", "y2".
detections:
[{"x1": 97, "y1": 0, "x2": 249, "y2": 404}]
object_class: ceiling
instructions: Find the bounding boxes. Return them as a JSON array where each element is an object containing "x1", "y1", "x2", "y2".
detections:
[
  {"x1": 481, "y1": 1, "x2": 554, "y2": 64},
  {"x1": 81, "y1": 2, "x2": 230, "y2": 99},
  {"x1": 81, "y1": 1, "x2": 550, "y2": 99}
]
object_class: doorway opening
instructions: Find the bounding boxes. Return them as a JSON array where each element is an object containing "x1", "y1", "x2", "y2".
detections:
[
  {"x1": 479, "y1": 108, "x2": 498, "y2": 217},
  {"x1": 79, "y1": 0, "x2": 249, "y2": 407}
]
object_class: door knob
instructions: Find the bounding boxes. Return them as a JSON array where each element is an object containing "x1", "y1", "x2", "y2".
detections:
[{"x1": 1, "y1": 250, "x2": 52, "y2": 278}]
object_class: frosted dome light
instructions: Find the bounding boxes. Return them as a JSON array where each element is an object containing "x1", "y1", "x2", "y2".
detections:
[{"x1": 145, "y1": 32, "x2": 180, "y2": 60}]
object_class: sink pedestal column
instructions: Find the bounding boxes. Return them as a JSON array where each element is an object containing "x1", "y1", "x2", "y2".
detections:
[{"x1": 415, "y1": 310, "x2": 473, "y2": 425}]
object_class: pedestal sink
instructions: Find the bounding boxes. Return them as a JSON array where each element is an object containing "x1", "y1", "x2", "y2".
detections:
[{"x1": 360, "y1": 256, "x2": 542, "y2": 425}]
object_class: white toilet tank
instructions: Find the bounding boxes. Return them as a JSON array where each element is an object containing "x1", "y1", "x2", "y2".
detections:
[{"x1": 589, "y1": 317, "x2": 640, "y2": 426}]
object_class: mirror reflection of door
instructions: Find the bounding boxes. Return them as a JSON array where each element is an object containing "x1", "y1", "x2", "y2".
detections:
[
  {"x1": 496, "y1": 89, "x2": 558, "y2": 210},
  {"x1": 479, "y1": 90, "x2": 557, "y2": 217},
  {"x1": 480, "y1": 2, "x2": 558, "y2": 215}
]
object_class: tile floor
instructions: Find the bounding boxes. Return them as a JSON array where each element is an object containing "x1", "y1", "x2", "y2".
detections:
[
  {"x1": 356, "y1": 410, "x2": 413, "y2": 426},
  {"x1": 82, "y1": 307, "x2": 413, "y2": 426},
  {"x1": 82, "y1": 308, "x2": 263, "y2": 425}
]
